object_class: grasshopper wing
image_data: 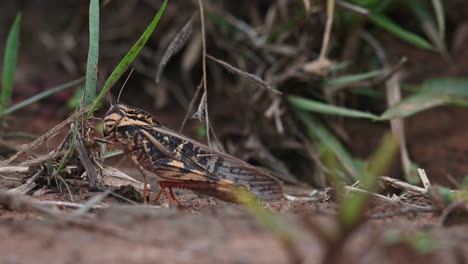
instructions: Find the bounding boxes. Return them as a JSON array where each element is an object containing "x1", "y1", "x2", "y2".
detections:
[{"x1": 140, "y1": 126, "x2": 283, "y2": 201}]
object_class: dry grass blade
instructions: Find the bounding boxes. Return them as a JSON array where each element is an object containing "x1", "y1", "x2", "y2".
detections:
[
  {"x1": 75, "y1": 124, "x2": 99, "y2": 187},
  {"x1": 191, "y1": 89, "x2": 207, "y2": 121},
  {"x1": 156, "y1": 15, "x2": 195, "y2": 83},
  {"x1": 417, "y1": 168, "x2": 431, "y2": 190},
  {"x1": 7, "y1": 167, "x2": 44, "y2": 194},
  {"x1": 0, "y1": 166, "x2": 29, "y2": 174},
  {"x1": 0, "y1": 104, "x2": 92, "y2": 167},
  {"x1": 72, "y1": 189, "x2": 110, "y2": 216},
  {"x1": 207, "y1": 55, "x2": 281, "y2": 95},
  {"x1": 179, "y1": 78, "x2": 204, "y2": 132},
  {"x1": 386, "y1": 72, "x2": 412, "y2": 179},
  {"x1": 380, "y1": 176, "x2": 427, "y2": 194}
]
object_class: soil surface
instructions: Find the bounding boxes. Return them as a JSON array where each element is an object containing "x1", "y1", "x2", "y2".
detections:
[{"x1": 1, "y1": 186, "x2": 467, "y2": 264}]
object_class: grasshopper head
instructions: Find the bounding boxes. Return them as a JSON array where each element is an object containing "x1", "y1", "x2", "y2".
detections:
[
  {"x1": 103, "y1": 103, "x2": 128, "y2": 138},
  {"x1": 103, "y1": 103, "x2": 160, "y2": 139}
]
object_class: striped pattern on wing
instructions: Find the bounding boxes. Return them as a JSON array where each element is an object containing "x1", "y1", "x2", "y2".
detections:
[{"x1": 140, "y1": 126, "x2": 283, "y2": 201}]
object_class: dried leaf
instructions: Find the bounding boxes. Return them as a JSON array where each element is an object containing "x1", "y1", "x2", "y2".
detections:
[
  {"x1": 207, "y1": 55, "x2": 282, "y2": 95},
  {"x1": 192, "y1": 90, "x2": 207, "y2": 121},
  {"x1": 156, "y1": 16, "x2": 194, "y2": 83}
]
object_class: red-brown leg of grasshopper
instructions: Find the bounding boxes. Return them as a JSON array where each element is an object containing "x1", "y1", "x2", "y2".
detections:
[
  {"x1": 154, "y1": 181, "x2": 222, "y2": 205},
  {"x1": 129, "y1": 155, "x2": 150, "y2": 204},
  {"x1": 154, "y1": 182, "x2": 182, "y2": 206}
]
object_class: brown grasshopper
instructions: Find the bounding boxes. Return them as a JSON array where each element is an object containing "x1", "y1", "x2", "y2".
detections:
[{"x1": 102, "y1": 103, "x2": 283, "y2": 204}]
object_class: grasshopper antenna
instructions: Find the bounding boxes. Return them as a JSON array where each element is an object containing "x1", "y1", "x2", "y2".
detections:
[
  {"x1": 117, "y1": 67, "x2": 135, "y2": 103},
  {"x1": 96, "y1": 66, "x2": 114, "y2": 107}
]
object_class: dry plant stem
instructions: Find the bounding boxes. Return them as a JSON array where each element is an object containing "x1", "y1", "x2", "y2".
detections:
[
  {"x1": 7, "y1": 167, "x2": 44, "y2": 194},
  {"x1": 302, "y1": 0, "x2": 335, "y2": 75},
  {"x1": 360, "y1": 30, "x2": 412, "y2": 180},
  {"x1": 380, "y1": 176, "x2": 427, "y2": 194},
  {"x1": 319, "y1": 0, "x2": 335, "y2": 60},
  {"x1": 179, "y1": 78, "x2": 204, "y2": 132},
  {"x1": 345, "y1": 186, "x2": 397, "y2": 204},
  {"x1": 206, "y1": 54, "x2": 281, "y2": 95},
  {"x1": 0, "y1": 166, "x2": 29, "y2": 174},
  {"x1": 72, "y1": 189, "x2": 111, "y2": 216},
  {"x1": 156, "y1": 14, "x2": 195, "y2": 83},
  {"x1": 386, "y1": 72, "x2": 412, "y2": 179},
  {"x1": 0, "y1": 175, "x2": 21, "y2": 181},
  {"x1": 36, "y1": 200, "x2": 161, "y2": 210},
  {"x1": 302, "y1": 0, "x2": 311, "y2": 14},
  {"x1": 74, "y1": 124, "x2": 99, "y2": 187},
  {"x1": 335, "y1": 0, "x2": 369, "y2": 16},
  {"x1": 37, "y1": 200, "x2": 108, "y2": 210},
  {"x1": 198, "y1": 0, "x2": 211, "y2": 146},
  {"x1": 0, "y1": 104, "x2": 92, "y2": 167},
  {"x1": 417, "y1": 168, "x2": 431, "y2": 190},
  {"x1": 100, "y1": 166, "x2": 145, "y2": 191}
]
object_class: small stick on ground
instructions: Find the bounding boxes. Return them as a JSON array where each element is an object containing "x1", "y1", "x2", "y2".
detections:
[
  {"x1": 7, "y1": 167, "x2": 45, "y2": 195},
  {"x1": 380, "y1": 176, "x2": 427, "y2": 194},
  {"x1": 74, "y1": 123, "x2": 99, "y2": 187},
  {"x1": 417, "y1": 168, "x2": 431, "y2": 191},
  {"x1": 0, "y1": 166, "x2": 29, "y2": 174}
]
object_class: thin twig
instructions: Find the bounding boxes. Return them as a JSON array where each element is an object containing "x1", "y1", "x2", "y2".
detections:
[
  {"x1": 207, "y1": 54, "x2": 281, "y2": 95},
  {"x1": 0, "y1": 166, "x2": 29, "y2": 174},
  {"x1": 417, "y1": 168, "x2": 431, "y2": 190},
  {"x1": 179, "y1": 78, "x2": 204, "y2": 132},
  {"x1": 198, "y1": 0, "x2": 211, "y2": 146},
  {"x1": 319, "y1": 0, "x2": 335, "y2": 60},
  {"x1": 336, "y1": 0, "x2": 369, "y2": 16},
  {"x1": 7, "y1": 167, "x2": 44, "y2": 194},
  {"x1": 72, "y1": 189, "x2": 111, "y2": 216},
  {"x1": 380, "y1": 176, "x2": 427, "y2": 194},
  {"x1": 75, "y1": 123, "x2": 99, "y2": 187},
  {"x1": 0, "y1": 175, "x2": 21, "y2": 181}
]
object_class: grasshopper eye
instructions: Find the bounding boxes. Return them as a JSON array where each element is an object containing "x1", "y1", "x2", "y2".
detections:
[{"x1": 103, "y1": 122, "x2": 116, "y2": 137}]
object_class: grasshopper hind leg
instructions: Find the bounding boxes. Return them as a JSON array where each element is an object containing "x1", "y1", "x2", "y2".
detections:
[{"x1": 154, "y1": 182, "x2": 182, "y2": 206}]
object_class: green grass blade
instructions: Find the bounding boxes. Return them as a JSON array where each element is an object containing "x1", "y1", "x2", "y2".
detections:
[
  {"x1": 380, "y1": 78, "x2": 468, "y2": 120},
  {"x1": 340, "y1": 133, "x2": 398, "y2": 228},
  {"x1": 1, "y1": 14, "x2": 21, "y2": 111},
  {"x1": 379, "y1": 93, "x2": 450, "y2": 120},
  {"x1": 409, "y1": 0, "x2": 447, "y2": 57},
  {"x1": 288, "y1": 95, "x2": 378, "y2": 120},
  {"x1": 0, "y1": 77, "x2": 84, "y2": 118},
  {"x1": 368, "y1": 13, "x2": 433, "y2": 50},
  {"x1": 431, "y1": 0, "x2": 445, "y2": 41},
  {"x1": 324, "y1": 70, "x2": 381, "y2": 88},
  {"x1": 296, "y1": 111, "x2": 358, "y2": 181},
  {"x1": 422, "y1": 78, "x2": 468, "y2": 96},
  {"x1": 84, "y1": 0, "x2": 99, "y2": 107},
  {"x1": 88, "y1": 0, "x2": 168, "y2": 117}
]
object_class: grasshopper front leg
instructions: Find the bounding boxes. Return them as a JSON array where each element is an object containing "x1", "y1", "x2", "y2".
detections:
[{"x1": 128, "y1": 153, "x2": 152, "y2": 204}]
